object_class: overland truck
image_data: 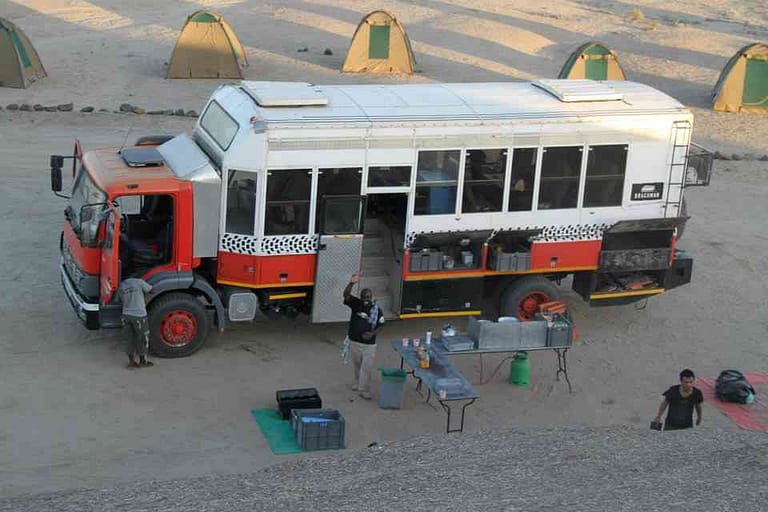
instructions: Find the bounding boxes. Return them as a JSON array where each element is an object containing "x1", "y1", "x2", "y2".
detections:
[{"x1": 51, "y1": 79, "x2": 713, "y2": 357}]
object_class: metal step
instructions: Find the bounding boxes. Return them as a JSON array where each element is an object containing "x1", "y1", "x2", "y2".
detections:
[
  {"x1": 360, "y1": 274, "x2": 389, "y2": 292},
  {"x1": 364, "y1": 217, "x2": 383, "y2": 236},
  {"x1": 362, "y1": 235, "x2": 385, "y2": 256},
  {"x1": 361, "y1": 256, "x2": 391, "y2": 277}
]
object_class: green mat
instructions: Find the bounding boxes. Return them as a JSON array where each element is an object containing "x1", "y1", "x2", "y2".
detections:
[{"x1": 251, "y1": 409, "x2": 303, "y2": 454}]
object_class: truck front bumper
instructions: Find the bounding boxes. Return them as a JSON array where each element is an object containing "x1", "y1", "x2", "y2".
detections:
[{"x1": 61, "y1": 262, "x2": 100, "y2": 330}]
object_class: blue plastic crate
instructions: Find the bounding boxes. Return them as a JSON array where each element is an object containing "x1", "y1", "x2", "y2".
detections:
[{"x1": 291, "y1": 409, "x2": 345, "y2": 451}]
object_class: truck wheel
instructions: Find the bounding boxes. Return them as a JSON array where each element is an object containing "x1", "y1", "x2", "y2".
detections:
[
  {"x1": 500, "y1": 276, "x2": 561, "y2": 321},
  {"x1": 148, "y1": 292, "x2": 210, "y2": 358},
  {"x1": 135, "y1": 135, "x2": 173, "y2": 146}
]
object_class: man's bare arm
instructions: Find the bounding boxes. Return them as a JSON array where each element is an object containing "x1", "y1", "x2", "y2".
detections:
[
  {"x1": 655, "y1": 398, "x2": 669, "y2": 422},
  {"x1": 344, "y1": 273, "x2": 360, "y2": 301},
  {"x1": 695, "y1": 403, "x2": 702, "y2": 425}
]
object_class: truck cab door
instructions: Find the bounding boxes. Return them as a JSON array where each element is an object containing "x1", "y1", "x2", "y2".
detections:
[
  {"x1": 99, "y1": 206, "x2": 121, "y2": 305},
  {"x1": 311, "y1": 195, "x2": 366, "y2": 323}
]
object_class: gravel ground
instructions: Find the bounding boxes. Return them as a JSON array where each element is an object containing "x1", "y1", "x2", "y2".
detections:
[{"x1": 2, "y1": 426, "x2": 767, "y2": 512}]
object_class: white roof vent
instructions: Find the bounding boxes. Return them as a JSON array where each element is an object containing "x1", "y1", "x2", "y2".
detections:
[
  {"x1": 533, "y1": 79, "x2": 623, "y2": 102},
  {"x1": 241, "y1": 81, "x2": 329, "y2": 107}
]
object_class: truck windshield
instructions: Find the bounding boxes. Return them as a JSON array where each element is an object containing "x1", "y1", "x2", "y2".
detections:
[{"x1": 66, "y1": 166, "x2": 107, "y2": 238}]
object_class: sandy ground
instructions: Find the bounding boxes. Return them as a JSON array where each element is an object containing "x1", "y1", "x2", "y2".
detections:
[{"x1": 0, "y1": 0, "x2": 767, "y2": 500}]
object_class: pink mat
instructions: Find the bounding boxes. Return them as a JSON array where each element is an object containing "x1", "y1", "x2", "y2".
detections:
[{"x1": 697, "y1": 373, "x2": 768, "y2": 433}]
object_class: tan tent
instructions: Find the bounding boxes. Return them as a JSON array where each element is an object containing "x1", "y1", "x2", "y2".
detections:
[
  {"x1": 342, "y1": 10, "x2": 415, "y2": 74},
  {"x1": 167, "y1": 10, "x2": 247, "y2": 79},
  {"x1": 712, "y1": 43, "x2": 768, "y2": 113},
  {"x1": 0, "y1": 17, "x2": 46, "y2": 88},
  {"x1": 558, "y1": 42, "x2": 626, "y2": 81}
]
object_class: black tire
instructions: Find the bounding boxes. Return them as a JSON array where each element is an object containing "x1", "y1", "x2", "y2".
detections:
[
  {"x1": 148, "y1": 292, "x2": 210, "y2": 358},
  {"x1": 500, "y1": 276, "x2": 562, "y2": 321},
  {"x1": 135, "y1": 135, "x2": 173, "y2": 147},
  {"x1": 677, "y1": 197, "x2": 688, "y2": 240}
]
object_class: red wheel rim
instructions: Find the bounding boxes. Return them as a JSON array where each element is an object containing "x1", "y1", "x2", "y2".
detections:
[
  {"x1": 517, "y1": 291, "x2": 550, "y2": 321},
  {"x1": 160, "y1": 310, "x2": 198, "y2": 347}
]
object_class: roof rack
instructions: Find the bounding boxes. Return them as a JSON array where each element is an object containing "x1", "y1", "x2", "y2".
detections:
[
  {"x1": 532, "y1": 79, "x2": 623, "y2": 102},
  {"x1": 241, "y1": 81, "x2": 329, "y2": 107}
]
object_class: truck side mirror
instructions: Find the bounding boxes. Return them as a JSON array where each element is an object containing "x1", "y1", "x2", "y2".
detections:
[
  {"x1": 50, "y1": 155, "x2": 64, "y2": 192},
  {"x1": 51, "y1": 166, "x2": 62, "y2": 192},
  {"x1": 50, "y1": 155, "x2": 65, "y2": 168}
]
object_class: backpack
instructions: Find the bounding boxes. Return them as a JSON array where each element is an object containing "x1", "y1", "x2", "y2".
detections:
[{"x1": 715, "y1": 370, "x2": 756, "y2": 404}]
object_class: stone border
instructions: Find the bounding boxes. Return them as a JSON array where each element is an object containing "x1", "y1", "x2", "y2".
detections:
[{"x1": 2, "y1": 102, "x2": 198, "y2": 117}]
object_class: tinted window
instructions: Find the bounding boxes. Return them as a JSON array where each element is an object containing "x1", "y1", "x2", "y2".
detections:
[
  {"x1": 538, "y1": 146, "x2": 582, "y2": 210},
  {"x1": 321, "y1": 197, "x2": 364, "y2": 235},
  {"x1": 367, "y1": 166, "x2": 411, "y2": 187},
  {"x1": 508, "y1": 148, "x2": 537, "y2": 212},
  {"x1": 317, "y1": 168, "x2": 361, "y2": 231},
  {"x1": 415, "y1": 150, "x2": 460, "y2": 215},
  {"x1": 318, "y1": 168, "x2": 362, "y2": 197},
  {"x1": 200, "y1": 101, "x2": 238, "y2": 150},
  {"x1": 462, "y1": 148, "x2": 506, "y2": 213},
  {"x1": 225, "y1": 170, "x2": 257, "y2": 235},
  {"x1": 583, "y1": 145, "x2": 627, "y2": 207},
  {"x1": 265, "y1": 169, "x2": 311, "y2": 235}
]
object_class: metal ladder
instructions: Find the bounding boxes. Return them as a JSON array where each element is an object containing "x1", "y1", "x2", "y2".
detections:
[{"x1": 664, "y1": 121, "x2": 691, "y2": 218}]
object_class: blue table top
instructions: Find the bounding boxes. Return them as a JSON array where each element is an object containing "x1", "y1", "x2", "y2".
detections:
[
  {"x1": 433, "y1": 336, "x2": 566, "y2": 355},
  {"x1": 390, "y1": 340, "x2": 479, "y2": 401}
]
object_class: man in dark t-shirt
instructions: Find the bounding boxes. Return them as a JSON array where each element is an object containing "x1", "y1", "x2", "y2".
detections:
[
  {"x1": 655, "y1": 368, "x2": 703, "y2": 430},
  {"x1": 343, "y1": 272, "x2": 385, "y2": 400}
]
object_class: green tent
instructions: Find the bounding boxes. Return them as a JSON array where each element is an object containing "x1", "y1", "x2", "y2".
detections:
[
  {"x1": 0, "y1": 17, "x2": 46, "y2": 88},
  {"x1": 558, "y1": 42, "x2": 626, "y2": 81},
  {"x1": 712, "y1": 43, "x2": 768, "y2": 113}
]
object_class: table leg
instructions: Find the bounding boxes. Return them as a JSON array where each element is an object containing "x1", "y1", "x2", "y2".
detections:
[
  {"x1": 438, "y1": 398, "x2": 477, "y2": 433},
  {"x1": 555, "y1": 348, "x2": 573, "y2": 394}
]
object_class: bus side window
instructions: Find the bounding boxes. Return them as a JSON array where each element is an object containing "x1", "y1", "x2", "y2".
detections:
[
  {"x1": 264, "y1": 169, "x2": 312, "y2": 236},
  {"x1": 415, "y1": 150, "x2": 460, "y2": 215},
  {"x1": 225, "y1": 170, "x2": 258, "y2": 235},
  {"x1": 583, "y1": 145, "x2": 628, "y2": 207},
  {"x1": 462, "y1": 148, "x2": 506, "y2": 213},
  {"x1": 538, "y1": 146, "x2": 582, "y2": 210},
  {"x1": 508, "y1": 147, "x2": 537, "y2": 212},
  {"x1": 316, "y1": 167, "x2": 362, "y2": 232}
]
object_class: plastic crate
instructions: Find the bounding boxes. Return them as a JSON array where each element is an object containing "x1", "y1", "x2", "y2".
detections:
[
  {"x1": 547, "y1": 317, "x2": 573, "y2": 347},
  {"x1": 409, "y1": 251, "x2": 443, "y2": 272},
  {"x1": 489, "y1": 251, "x2": 531, "y2": 272},
  {"x1": 276, "y1": 388, "x2": 322, "y2": 420},
  {"x1": 292, "y1": 409, "x2": 345, "y2": 451}
]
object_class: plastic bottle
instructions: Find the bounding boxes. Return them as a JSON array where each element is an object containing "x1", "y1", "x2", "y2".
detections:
[
  {"x1": 425, "y1": 331, "x2": 432, "y2": 346},
  {"x1": 420, "y1": 349, "x2": 430, "y2": 369}
]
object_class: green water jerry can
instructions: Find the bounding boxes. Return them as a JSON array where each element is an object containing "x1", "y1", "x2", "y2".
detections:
[{"x1": 509, "y1": 351, "x2": 530, "y2": 387}]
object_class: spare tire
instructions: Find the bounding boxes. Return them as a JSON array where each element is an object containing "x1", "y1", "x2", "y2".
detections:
[{"x1": 500, "y1": 276, "x2": 561, "y2": 321}]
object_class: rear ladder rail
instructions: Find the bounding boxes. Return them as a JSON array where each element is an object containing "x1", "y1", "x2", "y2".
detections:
[{"x1": 664, "y1": 121, "x2": 691, "y2": 218}]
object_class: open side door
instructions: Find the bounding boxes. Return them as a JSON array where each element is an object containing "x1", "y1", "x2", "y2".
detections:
[
  {"x1": 311, "y1": 195, "x2": 366, "y2": 323},
  {"x1": 99, "y1": 204, "x2": 121, "y2": 305}
]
